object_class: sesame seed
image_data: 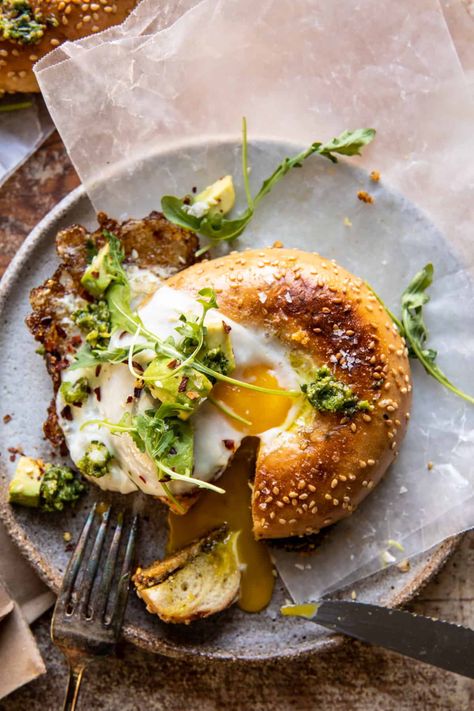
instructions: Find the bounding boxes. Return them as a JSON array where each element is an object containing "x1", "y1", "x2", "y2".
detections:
[
  {"x1": 350, "y1": 423, "x2": 357, "y2": 433},
  {"x1": 299, "y1": 492, "x2": 308, "y2": 500},
  {"x1": 308, "y1": 484, "x2": 316, "y2": 492},
  {"x1": 359, "y1": 460, "x2": 367, "y2": 468},
  {"x1": 50, "y1": 38, "x2": 60, "y2": 46},
  {"x1": 367, "y1": 481, "x2": 374, "y2": 488},
  {"x1": 276, "y1": 501, "x2": 284, "y2": 508},
  {"x1": 324, "y1": 493, "x2": 332, "y2": 501},
  {"x1": 278, "y1": 518, "x2": 286, "y2": 525},
  {"x1": 18, "y1": 70, "x2": 27, "y2": 78},
  {"x1": 269, "y1": 512, "x2": 275, "y2": 520},
  {"x1": 391, "y1": 441, "x2": 397, "y2": 450},
  {"x1": 289, "y1": 518, "x2": 297, "y2": 524},
  {"x1": 332, "y1": 499, "x2": 339, "y2": 506},
  {"x1": 362, "y1": 414, "x2": 372, "y2": 422},
  {"x1": 367, "y1": 459, "x2": 375, "y2": 466},
  {"x1": 297, "y1": 480, "x2": 306, "y2": 490},
  {"x1": 282, "y1": 496, "x2": 290, "y2": 504},
  {"x1": 348, "y1": 474, "x2": 356, "y2": 481},
  {"x1": 289, "y1": 491, "x2": 298, "y2": 499},
  {"x1": 330, "y1": 478, "x2": 338, "y2": 489},
  {"x1": 362, "y1": 480, "x2": 368, "y2": 487},
  {"x1": 272, "y1": 486, "x2": 280, "y2": 495}
]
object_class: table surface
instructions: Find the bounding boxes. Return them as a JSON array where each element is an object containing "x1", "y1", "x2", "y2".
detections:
[{"x1": 1, "y1": 132, "x2": 473, "y2": 710}]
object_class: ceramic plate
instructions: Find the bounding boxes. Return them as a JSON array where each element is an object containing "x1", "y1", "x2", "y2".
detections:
[{"x1": 0, "y1": 139, "x2": 460, "y2": 661}]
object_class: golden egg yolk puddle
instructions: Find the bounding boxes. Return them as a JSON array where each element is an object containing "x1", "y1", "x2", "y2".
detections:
[
  {"x1": 167, "y1": 439, "x2": 275, "y2": 612},
  {"x1": 212, "y1": 364, "x2": 294, "y2": 435}
]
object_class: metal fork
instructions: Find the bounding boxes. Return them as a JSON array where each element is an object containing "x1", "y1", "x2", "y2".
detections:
[{"x1": 51, "y1": 504, "x2": 138, "y2": 711}]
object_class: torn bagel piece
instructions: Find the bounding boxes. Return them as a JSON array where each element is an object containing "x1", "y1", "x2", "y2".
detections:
[{"x1": 133, "y1": 525, "x2": 240, "y2": 624}]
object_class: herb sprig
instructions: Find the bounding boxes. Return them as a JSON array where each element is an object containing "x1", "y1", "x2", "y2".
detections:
[
  {"x1": 161, "y1": 119, "x2": 376, "y2": 252},
  {"x1": 370, "y1": 264, "x2": 473, "y2": 405}
]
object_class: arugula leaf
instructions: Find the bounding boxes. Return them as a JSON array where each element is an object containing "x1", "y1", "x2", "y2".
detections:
[
  {"x1": 161, "y1": 119, "x2": 376, "y2": 248},
  {"x1": 401, "y1": 264, "x2": 474, "y2": 405},
  {"x1": 371, "y1": 265, "x2": 473, "y2": 405},
  {"x1": 91, "y1": 407, "x2": 225, "y2": 494},
  {"x1": 69, "y1": 342, "x2": 154, "y2": 370}
]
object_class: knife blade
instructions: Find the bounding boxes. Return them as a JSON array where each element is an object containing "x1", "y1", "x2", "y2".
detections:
[{"x1": 293, "y1": 601, "x2": 474, "y2": 678}]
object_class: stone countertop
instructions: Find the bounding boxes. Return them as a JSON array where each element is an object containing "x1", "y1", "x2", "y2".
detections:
[{"x1": 0, "y1": 132, "x2": 473, "y2": 710}]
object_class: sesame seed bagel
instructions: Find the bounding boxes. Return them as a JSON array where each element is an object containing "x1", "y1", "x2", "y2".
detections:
[
  {"x1": 0, "y1": 0, "x2": 140, "y2": 95},
  {"x1": 166, "y1": 247, "x2": 412, "y2": 540}
]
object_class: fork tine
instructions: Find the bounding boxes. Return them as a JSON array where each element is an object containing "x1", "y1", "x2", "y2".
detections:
[
  {"x1": 77, "y1": 505, "x2": 111, "y2": 615},
  {"x1": 108, "y1": 514, "x2": 138, "y2": 630},
  {"x1": 91, "y1": 511, "x2": 124, "y2": 619},
  {"x1": 59, "y1": 503, "x2": 97, "y2": 602}
]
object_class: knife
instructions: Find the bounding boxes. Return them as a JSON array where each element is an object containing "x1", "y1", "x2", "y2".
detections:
[{"x1": 281, "y1": 600, "x2": 474, "y2": 678}]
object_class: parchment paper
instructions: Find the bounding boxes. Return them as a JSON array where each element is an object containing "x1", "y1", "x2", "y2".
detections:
[
  {"x1": 0, "y1": 96, "x2": 53, "y2": 187},
  {"x1": 34, "y1": 0, "x2": 474, "y2": 602}
]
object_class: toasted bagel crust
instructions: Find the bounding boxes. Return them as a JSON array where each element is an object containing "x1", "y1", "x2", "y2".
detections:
[
  {"x1": 166, "y1": 248, "x2": 412, "y2": 539},
  {"x1": 0, "y1": 0, "x2": 139, "y2": 94}
]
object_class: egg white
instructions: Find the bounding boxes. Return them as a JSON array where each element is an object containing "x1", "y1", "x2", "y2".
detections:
[{"x1": 57, "y1": 285, "x2": 300, "y2": 497}]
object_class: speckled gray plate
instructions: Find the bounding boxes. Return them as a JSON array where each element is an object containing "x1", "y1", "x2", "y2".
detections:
[{"x1": 0, "y1": 139, "x2": 461, "y2": 662}]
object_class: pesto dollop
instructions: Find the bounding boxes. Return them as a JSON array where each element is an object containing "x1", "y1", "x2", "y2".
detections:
[
  {"x1": 72, "y1": 299, "x2": 111, "y2": 350},
  {"x1": 0, "y1": 0, "x2": 57, "y2": 45},
  {"x1": 302, "y1": 365, "x2": 371, "y2": 415}
]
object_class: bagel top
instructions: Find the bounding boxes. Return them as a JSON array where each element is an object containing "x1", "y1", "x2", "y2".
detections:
[
  {"x1": 0, "y1": 0, "x2": 140, "y2": 95},
  {"x1": 166, "y1": 247, "x2": 412, "y2": 539}
]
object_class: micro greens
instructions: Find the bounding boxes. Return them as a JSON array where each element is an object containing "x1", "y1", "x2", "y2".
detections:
[
  {"x1": 369, "y1": 265, "x2": 473, "y2": 405},
  {"x1": 84, "y1": 406, "x2": 225, "y2": 494},
  {"x1": 208, "y1": 396, "x2": 252, "y2": 427},
  {"x1": 161, "y1": 119, "x2": 376, "y2": 252}
]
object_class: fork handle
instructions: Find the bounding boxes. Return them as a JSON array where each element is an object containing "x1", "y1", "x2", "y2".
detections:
[{"x1": 63, "y1": 662, "x2": 87, "y2": 711}]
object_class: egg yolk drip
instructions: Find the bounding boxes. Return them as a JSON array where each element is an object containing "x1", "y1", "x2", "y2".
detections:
[
  {"x1": 212, "y1": 364, "x2": 294, "y2": 435},
  {"x1": 168, "y1": 439, "x2": 274, "y2": 613}
]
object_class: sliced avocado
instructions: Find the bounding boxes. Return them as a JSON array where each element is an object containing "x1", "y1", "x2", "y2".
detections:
[
  {"x1": 8, "y1": 456, "x2": 43, "y2": 508},
  {"x1": 143, "y1": 355, "x2": 213, "y2": 419},
  {"x1": 80, "y1": 242, "x2": 112, "y2": 297},
  {"x1": 194, "y1": 175, "x2": 235, "y2": 218},
  {"x1": 201, "y1": 321, "x2": 235, "y2": 375}
]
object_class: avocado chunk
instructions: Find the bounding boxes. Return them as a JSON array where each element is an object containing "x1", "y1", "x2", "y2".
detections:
[
  {"x1": 200, "y1": 320, "x2": 235, "y2": 376},
  {"x1": 80, "y1": 242, "x2": 112, "y2": 297},
  {"x1": 133, "y1": 525, "x2": 241, "y2": 624},
  {"x1": 8, "y1": 456, "x2": 86, "y2": 512},
  {"x1": 190, "y1": 175, "x2": 235, "y2": 219},
  {"x1": 8, "y1": 456, "x2": 42, "y2": 508},
  {"x1": 143, "y1": 356, "x2": 213, "y2": 419}
]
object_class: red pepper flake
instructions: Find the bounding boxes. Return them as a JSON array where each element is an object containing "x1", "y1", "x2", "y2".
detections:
[
  {"x1": 72, "y1": 401, "x2": 83, "y2": 408},
  {"x1": 8, "y1": 446, "x2": 24, "y2": 462},
  {"x1": 61, "y1": 406, "x2": 73, "y2": 421},
  {"x1": 178, "y1": 376, "x2": 189, "y2": 393},
  {"x1": 95, "y1": 365, "x2": 102, "y2": 378},
  {"x1": 223, "y1": 439, "x2": 235, "y2": 450},
  {"x1": 167, "y1": 359, "x2": 179, "y2": 370},
  {"x1": 139, "y1": 475, "x2": 147, "y2": 484},
  {"x1": 91, "y1": 271, "x2": 100, "y2": 279},
  {"x1": 70, "y1": 335, "x2": 82, "y2": 347},
  {"x1": 93, "y1": 387, "x2": 101, "y2": 402},
  {"x1": 3, "y1": 414, "x2": 12, "y2": 424},
  {"x1": 126, "y1": 395, "x2": 133, "y2": 404},
  {"x1": 132, "y1": 361, "x2": 144, "y2": 373},
  {"x1": 118, "y1": 331, "x2": 128, "y2": 340},
  {"x1": 134, "y1": 386, "x2": 143, "y2": 400},
  {"x1": 222, "y1": 321, "x2": 231, "y2": 334}
]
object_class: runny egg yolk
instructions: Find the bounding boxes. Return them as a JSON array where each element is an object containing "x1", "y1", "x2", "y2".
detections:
[{"x1": 212, "y1": 364, "x2": 294, "y2": 435}]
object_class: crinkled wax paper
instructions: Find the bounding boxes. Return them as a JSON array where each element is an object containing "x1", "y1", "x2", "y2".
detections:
[
  {"x1": 0, "y1": 96, "x2": 53, "y2": 187},
  {"x1": 34, "y1": 0, "x2": 474, "y2": 602}
]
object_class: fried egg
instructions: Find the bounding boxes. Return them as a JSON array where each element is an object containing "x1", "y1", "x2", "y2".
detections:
[{"x1": 57, "y1": 285, "x2": 300, "y2": 497}]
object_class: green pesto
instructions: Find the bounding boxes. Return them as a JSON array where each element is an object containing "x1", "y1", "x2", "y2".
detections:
[
  {"x1": 8, "y1": 462, "x2": 86, "y2": 512},
  {"x1": 302, "y1": 365, "x2": 371, "y2": 415},
  {"x1": 78, "y1": 441, "x2": 112, "y2": 479},
  {"x1": 0, "y1": 0, "x2": 56, "y2": 45},
  {"x1": 60, "y1": 377, "x2": 89, "y2": 405},
  {"x1": 72, "y1": 299, "x2": 111, "y2": 349},
  {"x1": 40, "y1": 464, "x2": 86, "y2": 512}
]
